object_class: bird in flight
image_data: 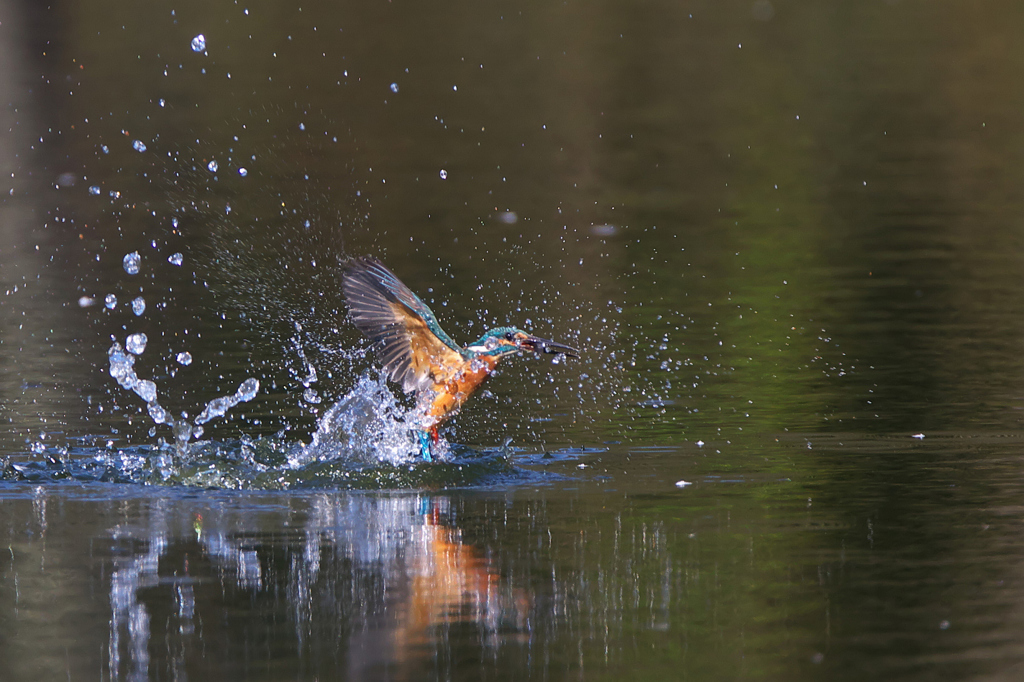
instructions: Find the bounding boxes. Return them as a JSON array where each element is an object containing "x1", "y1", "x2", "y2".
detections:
[{"x1": 342, "y1": 256, "x2": 578, "y2": 460}]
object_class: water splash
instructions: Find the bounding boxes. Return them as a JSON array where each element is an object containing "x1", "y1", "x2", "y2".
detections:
[
  {"x1": 290, "y1": 323, "x2": 319, "y2": 390},
  {"x1": 194, "y1": 378, "x2": 260, "y2": 425},
  {"x1": 96, "y1": 331, "x2": 504, "y2": 483},
  {"x1": 107, "y1": 312, "x2": 407, "y2": 457},
  {"x1": 9, "y1": 360, "x2": 527, "y2": 489},
  {"x1": 107, "y1": 338, "x2": 260, "y2": 454},
  {"x1": 108, "y1": 341, "x2": 161, "y2": 408},
  {"x1": 295, "y1": 372, "x2": 423, "y2": 467}
]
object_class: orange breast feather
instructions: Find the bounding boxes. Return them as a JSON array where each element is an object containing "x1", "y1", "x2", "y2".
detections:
[{"x1": 421, "y1": 355, "x2": 499, "y2": 427}]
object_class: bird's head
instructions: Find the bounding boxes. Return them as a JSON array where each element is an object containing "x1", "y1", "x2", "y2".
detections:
[{"x1": 466, "y1": 326, "x2": 579, "y2": 359}]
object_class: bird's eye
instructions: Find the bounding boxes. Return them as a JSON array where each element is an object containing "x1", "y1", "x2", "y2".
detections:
[{"x1": 505, "y1": 332, "x2": 515, "y2": 341}]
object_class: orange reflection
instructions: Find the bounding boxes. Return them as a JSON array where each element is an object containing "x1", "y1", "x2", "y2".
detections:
[{"x1": 391, "y1": 501, "x2": 531, "y2": 657}]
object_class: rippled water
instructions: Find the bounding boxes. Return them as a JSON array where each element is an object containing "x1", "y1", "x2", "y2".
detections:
[{"x1": 4, "y1": 0, "x2": 1024, "y2": 679}]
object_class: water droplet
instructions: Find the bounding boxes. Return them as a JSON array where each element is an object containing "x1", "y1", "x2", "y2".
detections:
[
  {"x1": 207, "y1": 159, "x2": 218, "y2": 172},
  {"x1": 88, "y1": 186, "x2": 101, "y2": 195},
  {"x1": 299, "y1": 123, "x2": 305, "y2": 131},
  {"x1": 104, "y1": 294, "x2": 117, "y2": 310},
  {"x1": 191, "y1": 34, "x2": 206, "y2": 52},
  {"x1": 132, "y1": 140, "x2": 147, "y2": 153},
  {"x1": 168, "y1": 253, "x2": 184, "y2": 266},
  {"x1": 126, "y1": 333, "x2": 148, "y2": 355},
  {"x1": 148, "y1": 402, "x2": 172, "y2": 424},
  {"x1": 176, "y1": 351, "x2": 192, "y2": 366},
  {"x1": 107, "y1": 342, "x2": 135, "y2": 388},
  {"x1": 439, "y1": 169, "x2": 448, "y2": 180},
  {"x1": 158, "y1": 98, "x2": 166, "y2": 107},
  {"x1": 238, "y1": 167, "x2": 248, "y2": 177},
  {"x1": 390, "y1": 82, "x2": 399, "y2": 93},
  {"x1": 134, "y1": 379, "x2": 157, "y2": 403},
  {"x1": 123, "y1": 251, "x2": 141, "y2": 275},
  {"x1": 78, "y1": 296, "x2": 96, "y2": 308},
  {"x1": 171, "y1": 217, "x2": 179, "y2": 228},
  {"x1": 131, "y1": 296, "x2": 146, "y2": 316},
  {"x1": 237, "y1": 378, "x2": 259, "y2": 402},
  {"x1": 100, "y1": 144, "x2": 109, "y2": 154}
]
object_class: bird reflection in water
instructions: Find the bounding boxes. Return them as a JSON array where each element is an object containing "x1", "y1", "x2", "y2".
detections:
[
  {"x1": 105, "y1": 495, "x2": 529, "y2": 679},
  {"x1": 390, "y1": 501, "x2": 531, "y2": 655}
]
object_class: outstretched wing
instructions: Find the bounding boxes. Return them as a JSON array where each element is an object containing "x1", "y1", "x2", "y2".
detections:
[{"x1": 341, "y1": 256, "x2": 467, "y2": 394}]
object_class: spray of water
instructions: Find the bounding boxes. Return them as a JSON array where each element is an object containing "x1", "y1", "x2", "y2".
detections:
[
  {"x1": 294, "y1": 371, "x2": 433, "y2": 467},
  {"x1": 104, "y1": 329, "x2": 459, "y2": 487}
]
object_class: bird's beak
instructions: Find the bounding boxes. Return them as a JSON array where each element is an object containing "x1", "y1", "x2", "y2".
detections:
[{"x1": 519, "y1": 334, "x2": 579, "y2": 358}]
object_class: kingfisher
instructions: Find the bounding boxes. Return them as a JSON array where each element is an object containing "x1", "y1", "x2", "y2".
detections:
[{"x1": 341, "y1": 256, "x2": 578, "y2": 461}]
